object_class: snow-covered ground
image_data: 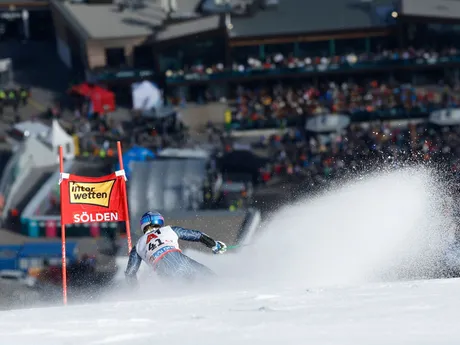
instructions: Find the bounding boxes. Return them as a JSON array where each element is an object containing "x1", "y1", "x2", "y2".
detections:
[
  {"x1": 2, "y1": 167, "x2": 460, "y2": 344},
  {"x1": 1, "y1": 278, "x2": 460, "y2": 345}
]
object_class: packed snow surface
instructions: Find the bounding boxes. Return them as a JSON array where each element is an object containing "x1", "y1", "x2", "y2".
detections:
[
  {"x1": 2, "y1": 167, "x2": 460, "y2": 344},
  {"x1": 1, "y1": 279, "x2": 460, "y2": 345}
]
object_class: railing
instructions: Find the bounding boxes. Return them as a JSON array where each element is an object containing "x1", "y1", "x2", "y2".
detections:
[
  {"x1": 229, "y1": 105, "x2": 451, "y2": 131},
  {"x1": 89, "y1": 68, "x2": 155, "y2": 82},
  {"x1": 86, "y1": 55, "x2": 460, "y2": 84},
  {"x1": 166, "y1": 55, "x2": 460, "y2": 84},
  {"x1": 348, "y1": 106, "x2": 435, "y2": 122}
]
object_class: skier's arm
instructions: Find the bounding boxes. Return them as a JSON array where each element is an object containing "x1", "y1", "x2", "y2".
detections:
[
  {"x1": 171, "y1": 226, "x2": 227, "y2": 253},
  {"x1": 171, "y1": 226, "x2": 215, "y2": 247},
  {"x1": 125, "y1": 246, "x2": 142, "y2": 283}
]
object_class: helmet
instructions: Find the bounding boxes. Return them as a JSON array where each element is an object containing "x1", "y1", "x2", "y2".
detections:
[{"x1": 140, "y1": 211, "x2": 165, "y2": 234}]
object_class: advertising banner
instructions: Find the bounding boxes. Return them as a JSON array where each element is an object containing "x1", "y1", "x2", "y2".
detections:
[{"x1": 59, "y1": 172, "x2": 127, "y2": 225}]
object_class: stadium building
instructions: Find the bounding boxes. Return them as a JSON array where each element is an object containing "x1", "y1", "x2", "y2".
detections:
[
  {"x1": 2, "y1": 0, "x2": 459, "y2": 99},
  {"x1": 44, "y1": 0, "x2": 460, "y2": 92}
]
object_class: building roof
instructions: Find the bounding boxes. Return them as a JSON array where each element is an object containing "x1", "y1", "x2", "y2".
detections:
[
  {"x1": 0, "y1": 0, "x2": 47, "y2": 4},
  {"x1": 52, "y1": 0, "x2": 166, "y2": 40},
  {"x1": 13, "y1": 120, "x2": 50, "y2": 139},
  {"x1": 229, "y1": 0, "x2": 397, "y2": 38},
  {"x1": 52, "y1": 0, "x2": 397, "y2": 43},
  {"x1": 401, "y1": 0, "x2": 460, "y2": 20},
  {"x1": 173, "y1": 0, "x2": 202, "y2": 17},
  {"x1": 53, "y1": 0, "x2": 221, "y2": 41},
  {"x1": 156, "y1": 15, "x2": 221, "y2": 41}
]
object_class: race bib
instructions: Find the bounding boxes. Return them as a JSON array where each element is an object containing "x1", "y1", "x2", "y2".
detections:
[{"x1": 137, "y1": 226, "x2": 180, "y2": 265}]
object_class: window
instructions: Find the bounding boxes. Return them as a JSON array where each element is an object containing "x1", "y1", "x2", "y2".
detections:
[
  {"x1": 232, "y1": 45, "x2": 259, "y2": 63},
  {"x1": 298, "y1": 41, "x2": 329, "y2": 57},
  {"x1": 133, "y1": 45, "x2": 153, "y2": 69},
  {"x1": 105, "y1": 47, "x2": 126, "y2": 68},
  {"x1": 159, "y1": 37, "x2": 226, "y2": 71},
  {"x1": 265, "y1": 43, "x2": 295, "y2": 57},
  {"x1": 335, "y1": 38, "x2": 366, "y2": 55}
]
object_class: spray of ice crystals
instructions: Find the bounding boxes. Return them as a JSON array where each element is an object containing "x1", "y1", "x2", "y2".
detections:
[
  {"x1": 104, "y1": 165, "x2": 458, "y2": 301},
  {"x1": 228, "y1": 166, "x2": 456, "y2": 289}
]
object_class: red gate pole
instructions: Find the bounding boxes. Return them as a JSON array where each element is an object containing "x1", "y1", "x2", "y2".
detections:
[
  {"x1": 116, "y1": 141, "x2": 132, "y2": 253},
  {"x1": 59, "y1": 146, "x2": 68, "y2": 305}
]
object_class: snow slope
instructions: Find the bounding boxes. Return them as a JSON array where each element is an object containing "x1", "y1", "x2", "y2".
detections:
[
  {"x1": 2, "y1": 167, "x2": 460, "y2": 344},
  {"x1": 1, "y1": 278, "x2": 460, "y2": 345}
]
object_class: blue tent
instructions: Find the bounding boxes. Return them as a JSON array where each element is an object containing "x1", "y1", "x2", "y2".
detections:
[
  {"x1": 116, "y1": 146, "x2": 156, "y2": 179},
  {"x1": 0, "y1": 245, "x2": 21, "y2": 270}
]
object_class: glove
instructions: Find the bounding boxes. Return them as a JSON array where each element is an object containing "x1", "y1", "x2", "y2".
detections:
[{"x1": 212, "y1": 241, "x2": 227, "y2": 254}]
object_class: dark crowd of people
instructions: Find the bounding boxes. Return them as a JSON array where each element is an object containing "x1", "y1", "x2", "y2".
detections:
[
  {"x1": 232, "y1": 47, "x2": 460, "y2": 73},
  {"x1": 256, "y1": 121, "x2": 460, "y2": 190},
  {"x1": 45, "y1": 100, "x2": 189, "y2": 159},
  {"x1": 166, "y1": 47, "x2": 460, "y2": 79},
  {"x1": 228, "y1": 80, "x2": 459, "y2": 130}
]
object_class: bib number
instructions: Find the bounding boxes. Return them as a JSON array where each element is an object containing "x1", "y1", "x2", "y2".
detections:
[
  {"x1": 148, "y1": 238, "x2": 164, "y2": 251},
  {"x1": 144, "y1": 226, "x2": 179, "y2": 263}
]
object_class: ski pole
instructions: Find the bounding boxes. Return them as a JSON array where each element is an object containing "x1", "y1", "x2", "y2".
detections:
[
  {"x1": 227, "y1": 243, "x2": 252, "y2": 250},
  {"x1": 227, "y1": 245, "x2": 240, "y2": 250}
]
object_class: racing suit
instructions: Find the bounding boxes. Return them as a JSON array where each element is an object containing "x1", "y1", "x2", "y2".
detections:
[{"x1": 125, "y1": 226, "x2": 218, "y2": 281}]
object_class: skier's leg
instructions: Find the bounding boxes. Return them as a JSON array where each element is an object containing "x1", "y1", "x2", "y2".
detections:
[
  {"x1": 184, "y1": 256, "x2": 216, "y2": 277},
  {"x1": 156, "y1": 251, "x2": 215, "y2": 280}
]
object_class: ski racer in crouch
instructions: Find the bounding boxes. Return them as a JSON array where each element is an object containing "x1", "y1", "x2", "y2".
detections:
[{"x1": 125, "y1": 211, "x2": 227, "y2": 283}]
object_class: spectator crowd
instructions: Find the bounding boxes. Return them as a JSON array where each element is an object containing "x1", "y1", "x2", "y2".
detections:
[
  {"x1": 228, "y1": 80, "x2": 460, "y2": 130},
  {"x1": 255, "y1": 121, "x2": 460, "y2": 191},
  {"x1": 42, "y1": 97, "x2": 189, "y2": 160},
  {"x1": 165, "y1": 47, "x2": 460, "y2": 80}
]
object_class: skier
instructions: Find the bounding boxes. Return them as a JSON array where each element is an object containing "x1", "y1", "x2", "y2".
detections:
[{"x1": 125, "y1": 211, "x2": 227, "y2": 283}]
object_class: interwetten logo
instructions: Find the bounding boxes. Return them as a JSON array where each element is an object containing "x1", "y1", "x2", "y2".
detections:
[{"x1": 69, "y1": 180, "x2": 116, "y2": 207}]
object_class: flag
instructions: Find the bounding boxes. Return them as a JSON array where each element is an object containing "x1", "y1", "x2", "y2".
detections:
[{"x1": 60, "y1": 172, "x2": 127, "y2": 225}]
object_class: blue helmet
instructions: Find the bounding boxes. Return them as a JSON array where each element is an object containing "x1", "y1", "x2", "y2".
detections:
[{"x1": 140, "y1": 211, "x2": 165, "y2": 233}]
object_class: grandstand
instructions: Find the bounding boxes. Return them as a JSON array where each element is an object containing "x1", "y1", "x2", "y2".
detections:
[{"x1": 0, "y1": 0, "x2": 456, "y2": 87}]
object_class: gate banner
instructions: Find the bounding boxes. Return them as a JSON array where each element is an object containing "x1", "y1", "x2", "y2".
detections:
[{"x1": 59, "y1": 171, "x2": 127, "y2": 225}]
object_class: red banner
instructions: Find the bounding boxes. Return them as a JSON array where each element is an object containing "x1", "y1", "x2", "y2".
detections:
[{"x1": 60, "y1": 172, "x2": 127, "y2": 225}]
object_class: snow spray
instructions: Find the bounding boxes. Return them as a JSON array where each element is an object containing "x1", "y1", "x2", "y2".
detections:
[{"x1": 230, "y1": 167, "x2": 456, "y2": 289}]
